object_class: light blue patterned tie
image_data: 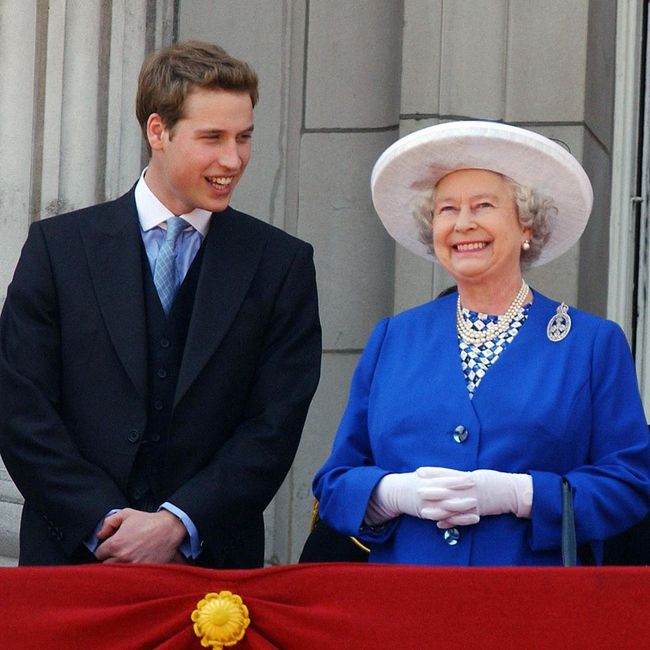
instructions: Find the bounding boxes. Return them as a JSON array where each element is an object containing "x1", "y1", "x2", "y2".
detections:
[{"x1": 153, "y1": 216, "x2": 188, "y2": 315}]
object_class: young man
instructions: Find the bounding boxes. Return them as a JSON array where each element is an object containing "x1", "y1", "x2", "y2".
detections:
[{"x1": 0, "y1": 41, "x2": 321, "y2": 568}]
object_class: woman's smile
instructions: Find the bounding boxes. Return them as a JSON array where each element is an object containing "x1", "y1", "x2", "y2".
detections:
[{"x1": 454, "y1": 241, "x2": 489, "y2": 253}]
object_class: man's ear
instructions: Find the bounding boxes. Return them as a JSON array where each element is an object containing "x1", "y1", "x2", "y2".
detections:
[{"x1": 146, "y1": 113, "x2": 166, "y2": 152}]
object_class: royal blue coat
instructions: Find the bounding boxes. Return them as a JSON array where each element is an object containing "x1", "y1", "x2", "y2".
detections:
[{"x1": 314, "y1": 290, "x2": 650, "y2": 565}]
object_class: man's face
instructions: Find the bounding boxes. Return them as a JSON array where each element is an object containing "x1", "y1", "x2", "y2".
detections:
[{"x1": 146, "y1": 87, "x2": 254, "y2": 215}]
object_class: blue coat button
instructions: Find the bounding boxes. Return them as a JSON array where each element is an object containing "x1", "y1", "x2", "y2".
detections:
[{"x1": 453, "y1": 425, "x2": 469, "y2": 443}]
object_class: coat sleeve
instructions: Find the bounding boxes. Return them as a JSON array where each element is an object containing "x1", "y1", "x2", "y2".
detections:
[
  {"x1": 313, "y1": 318, "x2": 398, "y2": 543},
  {"x1": 0, "y1": 223, "x2": 129, "y2": 557},
  {"x1": 529, "y1": 319, "x2": 650, "y2": 551},
  {"x1": 166, "y1": 241, "x2": 322, "y2": 545}
]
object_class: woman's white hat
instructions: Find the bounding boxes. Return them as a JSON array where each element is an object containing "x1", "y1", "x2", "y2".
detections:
[{"x1": 370, "y1": 121, "x2": 593, "y2": 267}]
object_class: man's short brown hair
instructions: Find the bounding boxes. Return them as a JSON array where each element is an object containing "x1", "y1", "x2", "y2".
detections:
[{"x1": 136, "y1": 40, "x2": 258, "y2": 149}]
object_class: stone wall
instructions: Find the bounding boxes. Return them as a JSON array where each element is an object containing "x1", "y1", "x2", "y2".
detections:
[{"x1": 0, "y1": 0, "x2": 618, "y2": 565}]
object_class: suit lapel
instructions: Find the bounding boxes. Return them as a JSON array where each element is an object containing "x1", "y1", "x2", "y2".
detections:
[
  {"x1": 80, "y1": 190, "x2": 148, "y2": 400},
  {"x1": 174, "y1": 208, "x2": 267, "y2": 406}
]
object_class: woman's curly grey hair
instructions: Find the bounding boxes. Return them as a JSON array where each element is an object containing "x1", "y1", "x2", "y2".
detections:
[{"x1": 413, "y1": 173, "x2": 555, "y2": 269}]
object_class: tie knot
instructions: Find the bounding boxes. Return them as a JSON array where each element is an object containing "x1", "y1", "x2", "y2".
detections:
[{"x1": 165, "y1": 216, "x2": 188, "y2": 243}]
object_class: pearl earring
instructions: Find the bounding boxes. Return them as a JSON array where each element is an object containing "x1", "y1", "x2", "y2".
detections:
[{"x1": 522, "y1": 240, "x2": 531, "y2": 251}]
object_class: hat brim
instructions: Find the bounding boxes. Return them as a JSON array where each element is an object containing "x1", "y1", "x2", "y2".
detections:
[{"x1": 370, "y1": 121, "x2": 593, "y2": 267}]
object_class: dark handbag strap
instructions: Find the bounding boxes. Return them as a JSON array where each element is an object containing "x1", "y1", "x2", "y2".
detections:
[{"x1": 561, "y1": 478, "x2": 577, "y2": 566}]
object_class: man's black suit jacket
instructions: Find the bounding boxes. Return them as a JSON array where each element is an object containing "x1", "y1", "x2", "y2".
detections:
[{"x1": 0, "y1": 189, "x2": 321, "y2": 567}]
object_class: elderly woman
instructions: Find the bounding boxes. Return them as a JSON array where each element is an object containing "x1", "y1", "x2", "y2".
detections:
[{"x1": 312, "y1": 121, "x2": 650, "y2": 566}]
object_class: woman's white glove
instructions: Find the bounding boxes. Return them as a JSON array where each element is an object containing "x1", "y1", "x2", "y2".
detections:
[
  {"x1": 365, "y1": 467, "x2": 532, "y2": 529},
  {"x1": 364, "y1": 469, "x2": 479, "y2": 527},
  {"x1": 416, "y1": 467, "x2": 533, "y2": 529}
]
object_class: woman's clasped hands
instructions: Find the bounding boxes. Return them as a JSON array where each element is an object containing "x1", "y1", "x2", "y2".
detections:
[{"x1": 367, "y1": 467, "x2": 532, "y2": 529}]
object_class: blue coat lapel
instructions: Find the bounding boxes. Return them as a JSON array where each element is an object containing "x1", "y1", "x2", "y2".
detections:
[{"x1": 470, "y1": 290, "x2": 560, "y2": 408}]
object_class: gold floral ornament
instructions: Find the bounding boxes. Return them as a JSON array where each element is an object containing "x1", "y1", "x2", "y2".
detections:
[{"x1": 191, "y1": 591, "x2": 250, "y2": 649}]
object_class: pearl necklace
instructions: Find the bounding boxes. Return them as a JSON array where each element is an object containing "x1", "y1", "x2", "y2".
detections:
[{"x1": 456, "y1": 280, "x2": 530, "y2": 345}]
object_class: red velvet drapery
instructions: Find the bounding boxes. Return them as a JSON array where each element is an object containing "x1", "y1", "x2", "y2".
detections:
[{"x1": 2, "y1": 563, "x2": 647, "y2": 649}]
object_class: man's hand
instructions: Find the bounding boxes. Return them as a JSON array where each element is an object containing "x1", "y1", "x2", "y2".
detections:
[{"x1": 94, "y1": 508, "x2": 187, "y2": 564}]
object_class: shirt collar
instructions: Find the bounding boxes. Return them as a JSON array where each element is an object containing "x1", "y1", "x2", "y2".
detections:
[{"x1": 134, "y1": 168, "x2": 211, "y2": 237}]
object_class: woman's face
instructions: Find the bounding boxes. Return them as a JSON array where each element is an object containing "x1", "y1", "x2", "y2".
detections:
[{"x1": 432, "y1": 169, "x2": 531, "y2": 287}]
